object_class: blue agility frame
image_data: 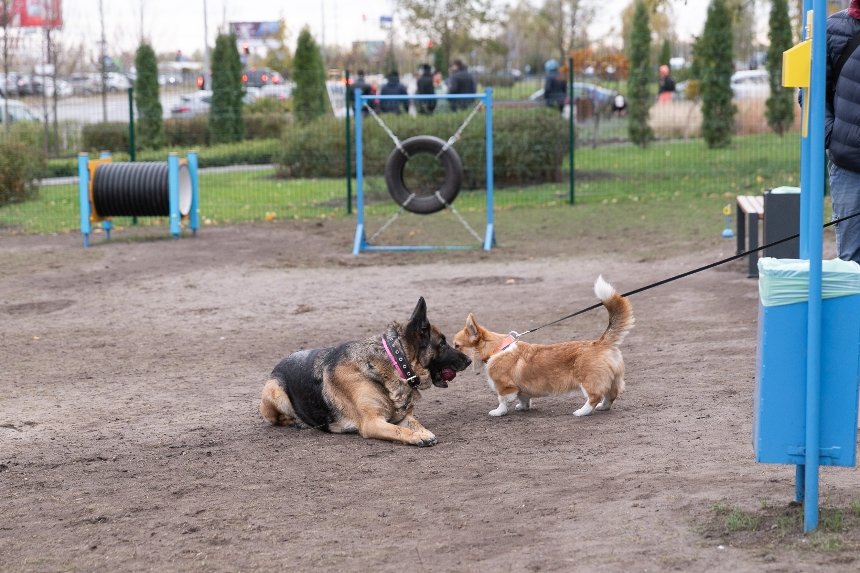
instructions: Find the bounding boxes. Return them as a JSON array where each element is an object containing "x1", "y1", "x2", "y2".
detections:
[{"x1": 351, "y1": 88, "x2": 495, "y2": 255}]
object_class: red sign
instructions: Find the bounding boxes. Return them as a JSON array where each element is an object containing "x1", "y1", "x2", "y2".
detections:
[{"x1": 4, "y1": 0, "x2": 63, "y2": 28}]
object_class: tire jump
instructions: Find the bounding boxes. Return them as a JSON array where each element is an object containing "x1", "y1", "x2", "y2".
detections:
[
  {"x1": 78, "y1": 151, "x2": 200, "y2": 248},
  {"x1": 384, "y1": 135, "x2": 463, "y2": 215},
  {"x1": 351, "y1": 87, "x2": 495, "y2": 254}
]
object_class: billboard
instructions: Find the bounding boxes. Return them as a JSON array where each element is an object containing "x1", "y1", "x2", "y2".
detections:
[
  {"x1": 3, "y1": 0, "x2": 63, "y2": 28},
  {"x1": 229, "y1": 21, "x2": 281, "y2": 41}
]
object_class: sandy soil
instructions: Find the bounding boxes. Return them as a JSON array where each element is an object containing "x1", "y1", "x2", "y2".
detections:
[{"x1": 1, "y1": 220, "x2": 858, "y2": 572}]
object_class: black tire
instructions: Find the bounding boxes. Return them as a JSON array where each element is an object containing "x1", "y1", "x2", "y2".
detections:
[{"x1": 383, "y1": 135, "x2": 463, "y2": 215}]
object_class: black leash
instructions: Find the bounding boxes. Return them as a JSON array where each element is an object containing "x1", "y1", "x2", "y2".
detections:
[{"x1": 517, "y1": 210, "x2": 860, "y2": 338}]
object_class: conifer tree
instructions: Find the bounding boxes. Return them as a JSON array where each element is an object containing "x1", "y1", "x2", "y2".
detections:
[
  {"x1": 209, "y1": 33, "x2": 244, "y2": 143},
  {"x1": 765, "y1": 0, "x2": 795, "y2": 135},
  {"x1": 699, "y1": 0, "x2": 735, "y2": 148},
  {"x1": 292, "y1": 27, "x2": 328, "y2": 124},
  {"x1": 133, "y1": 43, "x2": 164, "y2": 149},
  {"x1": 627, "y1": 0, "x2": 654, "y2": 147},
  {"x1": 659, "y1": 39, "x2": 671, "y2": 67}
]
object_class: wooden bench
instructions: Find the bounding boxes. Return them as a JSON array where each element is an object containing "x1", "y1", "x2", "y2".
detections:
[{"x1": 736, "y1": 195, "x2": 764, "y2": 278}]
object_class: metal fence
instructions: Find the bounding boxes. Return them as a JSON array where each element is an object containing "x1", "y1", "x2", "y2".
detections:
[{"x1": 0, "y1": 78, "x2": 801, "y2": 239}]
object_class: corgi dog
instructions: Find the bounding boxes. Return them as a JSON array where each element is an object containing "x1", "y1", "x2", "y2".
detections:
[{"x1": 453, "y1": 276, "x2": 634, "y2": 417}]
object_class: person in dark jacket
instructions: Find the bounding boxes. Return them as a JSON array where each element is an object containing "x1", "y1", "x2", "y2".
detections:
[
  {"x1": 379, "y1": 70, "x2": 408, "y2": 114},
  {"x1": 348, "y1": 70, "x2": 372, "y2": 114},
  {"x1": 542, "y1": 58, "x2": 566, "y2": 112},
  {"x1": 826, "y1": 1, "x2": 860, "y2": 263},
  {"x1": 447, "y1": 59, "x2": 476, "y2": 111},
  {"x1": 416, "y1": 64, "x2": 436, "y2": 115},
  {"x1": 657, "y1": 64, "x2": 676, "y2": 103}
]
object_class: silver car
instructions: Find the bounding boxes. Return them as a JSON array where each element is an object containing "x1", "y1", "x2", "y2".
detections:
[
  {"x1": 170, "y1": 90, "x2": 212, "y2": 118},
  {"x1": 0, "y1": 98, "x2": 40, "y2": 124}
]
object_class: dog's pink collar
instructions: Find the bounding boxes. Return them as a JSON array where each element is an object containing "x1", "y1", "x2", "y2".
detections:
[{"x1": 382, "y1": 335, "x2": 419, "y2": 387}]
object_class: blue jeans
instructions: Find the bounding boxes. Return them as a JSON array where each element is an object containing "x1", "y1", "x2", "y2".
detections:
[{"x1": 828, "y1": 162, "x2": 860, "y2": 264}]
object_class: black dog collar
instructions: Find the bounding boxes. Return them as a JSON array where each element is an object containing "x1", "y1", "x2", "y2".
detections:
[{"x1": 381, "y1": 334, "x2": 420, "y2": 388}]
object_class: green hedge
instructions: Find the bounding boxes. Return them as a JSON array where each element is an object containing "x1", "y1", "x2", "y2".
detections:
[
  {"x1": 0, "y1": 142, "x2": 44, "y2": 207},
  {"x1": 80, "y1": 112, "x2": 287, "y2": 155},
  {"x1": 81, "y1": 122, "x2": 129, "y2": 153},
  {"x1": 274, "y1": 107, "x2": 568, "y2": 188},
  {"x1": 43, "y1": 138, "x2": 281, "y2": 178}
]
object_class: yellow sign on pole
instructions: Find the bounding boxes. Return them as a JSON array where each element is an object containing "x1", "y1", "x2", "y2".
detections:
[
  {"x1": 783, "y1": 39, "x2": 812, "y2": 88},
  {"x1": 783, "y1": 11, "x2": 814, "y2": 137}
]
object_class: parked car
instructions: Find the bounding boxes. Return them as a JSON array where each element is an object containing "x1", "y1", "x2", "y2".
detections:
[
  {"x1": 242, "y1": 68, "x2": 283, "y2": 88},
  {"x1": 68, "y1": 73, "x2": 99, "y2": 95},
  {"x1": 0, "y1": 72, "x2": 21, "y2": 97},
  {"x1": 30, "y1": 76, "x2": 73, "y2": 97},
  {"x1": 258, "y1": 82, "x2": 293, "y2": 101},
  {"x1": 0, "y1": 98, "x2": 40, "y2": 124},
  {"x1": 730, "y1": 69, "x2": 770, "y2": 100},
  {"x1": 14, "y1": 75, "x2": 35, "y2": 96},
  {"x1": 104, "y1": 72, "x2": 132, "y2": 92},
  {"x1": 170, "y1": 90, "x2": 212, "y2": 118}
]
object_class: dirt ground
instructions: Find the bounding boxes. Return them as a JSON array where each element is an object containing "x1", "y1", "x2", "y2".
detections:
[{"x1": 1, "y1": 217, "x2": 858, "y2": 572}]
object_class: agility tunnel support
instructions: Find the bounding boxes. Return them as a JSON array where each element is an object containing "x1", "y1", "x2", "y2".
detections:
[{"x1": 78, "y1": 151, "x2": 200, "y2": 248}]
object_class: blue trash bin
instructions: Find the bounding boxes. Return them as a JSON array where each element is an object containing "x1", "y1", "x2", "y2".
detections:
[{"x1": 754, "y1": 258, "x2": 860, "y2": 467}]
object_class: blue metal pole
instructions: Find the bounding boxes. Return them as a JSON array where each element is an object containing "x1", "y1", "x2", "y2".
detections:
[
  {"x1": 78, "y1": 153, "x2": 91, "y2": 248},
  {"x1": 803, "y1": 0, "x2": 826, "y2": 534},
  {"x1": 168, "y1": 153, "x2": 181, "y2": 239},
  {"x1": 352, "y1": 89, "x2": 365, "y2": 255},
  {"x1": 187, "y1": 151, "x2": 200, "y2": 235},
  {"x1": 799, "y1": 0, "x2": 813, "y2": 259},
  {"x1": 483, "y1": 88, "x2": 494, "y2": 251},
  {"x1": 796, "y1": 0, "x2": 814, "y2": 502}
]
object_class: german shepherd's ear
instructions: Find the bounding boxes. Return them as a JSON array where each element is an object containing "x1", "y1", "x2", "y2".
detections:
[{"x1": 406, "y1": 297, "x2": 430, "y2": 342}]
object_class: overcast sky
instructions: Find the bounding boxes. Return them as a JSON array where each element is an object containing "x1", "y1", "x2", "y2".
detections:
[{"x1": 56, "y1": 0, "x2": 720, "y2": 57}]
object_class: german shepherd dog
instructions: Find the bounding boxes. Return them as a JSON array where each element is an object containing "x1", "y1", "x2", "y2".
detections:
[
  {"x1": 453, "y1": 276, "x2": 634, "y2": 417},
  {"x1": 260, "y1": 298, "x2": 471, "y2": 446}
]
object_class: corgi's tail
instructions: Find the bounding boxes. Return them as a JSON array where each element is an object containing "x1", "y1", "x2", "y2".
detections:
[{"x1": 594, "y1": 275, "x2": 635, "y2": 347}]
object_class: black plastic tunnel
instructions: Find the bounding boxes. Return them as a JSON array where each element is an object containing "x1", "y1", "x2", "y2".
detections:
[{"x1": 91, "y1": 162, "x2": 191, "y2": 218}]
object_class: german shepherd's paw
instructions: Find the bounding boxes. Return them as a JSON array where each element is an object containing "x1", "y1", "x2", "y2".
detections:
[{"x1": 416, "y1": 435, "x2": 437, "y2": 447}]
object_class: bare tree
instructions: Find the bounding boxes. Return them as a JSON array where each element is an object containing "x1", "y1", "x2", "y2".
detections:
[
  {"x1": 99, "y1": 0, "x2": 107, "y2": 122},
  {"x1": 396, "y1": 0, "x2": 500, "y2": 71},
  {"x1": 1, "y1": 0, "x2": 10, "y2": 135},
  {"x1": 538, "y1": 0, "x2": 596, "y2": 62}
]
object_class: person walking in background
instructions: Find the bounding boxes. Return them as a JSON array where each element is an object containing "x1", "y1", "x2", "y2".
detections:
[
  {"x1": 433, "y1": 70, "x2": 449, "y2": 113},
  {"x1": 379, "y1": 70, "x2": 408, "y2": 114},
  {"x1": 542, "y1": 58, "x2": 566, "y2": 112},
  {"x1": 348, "y1": 70, "x2": 372, "y2": 114},
  {"x1": 447, "y1": 59, "x2": 476, "y2": 111},
  {"x1": 657, "y1": 64, "x2": 676, "y2": 103},
  {"x1": 826, "y1": 0, "x2": 860, "y2": 263},
  {"x1": 415, "y1": 64, "x2": 436, "y2": 115}
]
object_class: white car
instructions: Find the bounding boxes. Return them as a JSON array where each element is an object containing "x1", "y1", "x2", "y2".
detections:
[
  {"x1": 0, "y1": 98, "x2": 40, "y2": 124},
  {"x1": 170, "y1": 90, "x2": 212, "y2": 118},
  {"x1": 32, "y1": 76, "x2": 73, "y2": 98},
  {"x1": 104, "y1": 72, "x2": 132, "y2": 93},
  {"x1": 731, "y1": 70, "x2": 770, "y2": 100},
  {"x1": 258, "y1": 83, "x2": 293, "y2": 101}
]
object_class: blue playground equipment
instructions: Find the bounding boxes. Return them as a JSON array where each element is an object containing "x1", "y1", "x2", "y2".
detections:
[
  {"x1": 78, "y1": 151, "x2": 200, "y2": 248},
  {"x1": 351, "y1": 88, "x2": 495, "y2": 255},
  {"x1": 754, "y1": 0, "x2": 860, "y2": 533}
]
